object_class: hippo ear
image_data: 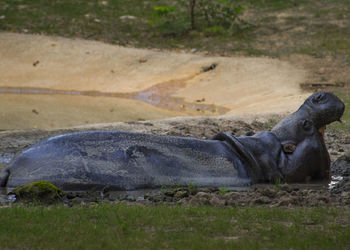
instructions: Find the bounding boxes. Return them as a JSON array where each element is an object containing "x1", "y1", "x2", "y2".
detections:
[{"x1": 281, "y1": 141, "x2": 296, "y2": 153}]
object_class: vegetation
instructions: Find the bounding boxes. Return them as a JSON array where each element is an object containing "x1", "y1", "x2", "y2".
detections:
[
  {"x1": 0, "y1": 204, "x2": 349, "y2": 249},
  {"x1": 150, "y1": 0, "x2": 248, "y2": 32},
  {"x1": 0, "y1": 0, "x2": 349, "y2": 60}
]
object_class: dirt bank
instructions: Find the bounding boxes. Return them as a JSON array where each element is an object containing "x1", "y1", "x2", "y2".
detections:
[{"x1": 0, "y1": 32, "x2": 310, "y2": 130}]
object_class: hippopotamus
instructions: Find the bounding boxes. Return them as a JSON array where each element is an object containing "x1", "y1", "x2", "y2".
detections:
[{"x1": 0, "y1": 92, "x2": 345, "y2": 191}]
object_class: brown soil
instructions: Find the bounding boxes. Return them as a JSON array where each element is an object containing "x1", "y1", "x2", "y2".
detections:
[{"x1": 0, "y1": 32, "x2": 310, "y2": 130}]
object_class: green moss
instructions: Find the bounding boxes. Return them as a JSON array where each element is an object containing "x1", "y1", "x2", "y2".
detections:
[{"x1": 11, "y1": 181, "x2": 63, "y2": 204}]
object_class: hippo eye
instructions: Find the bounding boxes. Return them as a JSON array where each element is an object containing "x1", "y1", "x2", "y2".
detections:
[
  {"x1": 302, "y1": 120, "x2": 312, "y2": 131},
  {"x1": 312, "y1": 93, "x2": 326, "y2": 103}
]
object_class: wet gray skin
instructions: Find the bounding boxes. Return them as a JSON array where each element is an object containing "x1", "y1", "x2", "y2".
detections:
[
  {"x1": 0, "y1": 92, "x2": 345, "y2": 191},
  {"x1": 0, "y1": 130, "x2": 256, "y2": 190},
  {"x1": 0, "y1": 130, "x2": 295, "y2": 190}
]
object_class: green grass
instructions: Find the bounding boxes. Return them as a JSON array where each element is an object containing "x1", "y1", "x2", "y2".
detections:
[
  {"x1": 0, "y1": 204, "x2": 349, "y2": 249},
  {"x1": 1, "y1": 0, "x2": 349, "y2": 59},
  {"x1": 1, "y1": 0, "x2": 157, "y2": 45}
]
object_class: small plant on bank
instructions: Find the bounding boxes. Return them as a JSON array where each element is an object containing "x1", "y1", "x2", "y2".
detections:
[
  {"x1": 197, "y1": 0, "x2": 248, "y2": 34},
  {"x1": 273, "y1": 176, "x2": 282, "y2": 190},
  {"x1": 264, "y1": 118, "x2": 278, "y2": 130},
  {"x1": 149, "y1": 0, "x2": 248, "y2": 36},
  {"x1": 148, "y1": 5, "x2": 189, "y2": 35},
  {"x1": 219, "y1": 187, "x2": 230, "y2": 195},
  {"x1": 187, "y1": 181, "x2": 199, "y2": 195}
]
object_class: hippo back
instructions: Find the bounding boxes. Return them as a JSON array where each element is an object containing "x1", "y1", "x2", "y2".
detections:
[{"x1": 1, "y1": 130, "x2": 252, "y2": 190}]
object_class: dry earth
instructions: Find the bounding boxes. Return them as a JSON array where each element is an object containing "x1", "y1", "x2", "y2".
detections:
[{"x1": 0, "y1": 32, "x2": 310, "y2": 130}]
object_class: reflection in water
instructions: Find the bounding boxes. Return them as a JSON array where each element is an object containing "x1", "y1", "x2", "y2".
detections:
[
  {"x1": 0, "y1": 189, "x2": 16, "y2": 204},
  {"x1": 0, "y1": 155, "x2": 12, "y2": 164},
  {"x1": 329, "y1": 175, "x2": 343, "y2": 190},
  {"x1": 0, "y1": 152, "x2": 14, "y2": 173}
]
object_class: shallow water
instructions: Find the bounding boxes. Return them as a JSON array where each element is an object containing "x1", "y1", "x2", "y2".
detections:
[
  {"x1": 329, "y1": 175, "x2": 343, "y2": 190},
  {"x1": 0, "y1": 82, "x2": 229, "y2": 115},
  {"x1": 0, "y1": 154, "x2": 13, "y2": 164},
  {"x1": 0, "y1": 154, "x2": 14, "y2": 173}
]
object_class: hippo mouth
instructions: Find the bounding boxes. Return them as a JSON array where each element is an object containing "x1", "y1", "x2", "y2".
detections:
[
  {"x1": 318, "y1": 125, "x2": 328, "y2": 154},
  {"x1": 318, "y1": 126, "x2": 325, "y2": 138},
  {"x1": 318, "y1": 125, "x2": 331, "y2": 178}
]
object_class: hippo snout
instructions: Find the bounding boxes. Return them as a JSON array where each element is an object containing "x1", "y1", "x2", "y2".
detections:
[
  {"x1": 337, "y1": 100, "x2": 345, "y2": 121},
  {"x1": 305, "y1": 92, "x2": 345, "y2": 128},
  {"x1": 324, "y1": 97, "x2": 345, "y2": 125}
]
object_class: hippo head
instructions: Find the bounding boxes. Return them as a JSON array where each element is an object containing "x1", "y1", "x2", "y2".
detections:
[
  {"x1": 302, "y1": 91, "x2": 345, "y2": 129},
  {"x1": 272, "y1": 92, "x2": 344, "y2": 173}
]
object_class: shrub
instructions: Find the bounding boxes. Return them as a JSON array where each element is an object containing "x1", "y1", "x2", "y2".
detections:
[{"x1": 149, "y1": 0, "x2": 248, "y2": 35}]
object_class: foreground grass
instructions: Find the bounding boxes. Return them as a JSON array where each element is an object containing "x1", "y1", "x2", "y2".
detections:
[{"x1": 1, "y1": 203, "x2": 350, "y2": 249}]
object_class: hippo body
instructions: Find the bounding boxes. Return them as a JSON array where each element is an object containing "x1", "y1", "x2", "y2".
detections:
[
  {"x1": 1, "y1": 130, "x2": 279, "y2": 190},
  {"x1": 0, "y1": 123, "x2": 325, "y2": 190}
]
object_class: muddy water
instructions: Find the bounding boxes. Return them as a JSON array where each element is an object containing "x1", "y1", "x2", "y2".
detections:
[
  {"x1": 0, "y1": 156, "x2": 12, "y2": 164},
  {"x1": 0, "y1": 154, "x2": 13, "y2": 172},
  {"x1": 0, "y1": 182, "x2": 334, "y2": 205},
  {"x1": 0, "y1": 80, "x2": 229, "y2": 115}
]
